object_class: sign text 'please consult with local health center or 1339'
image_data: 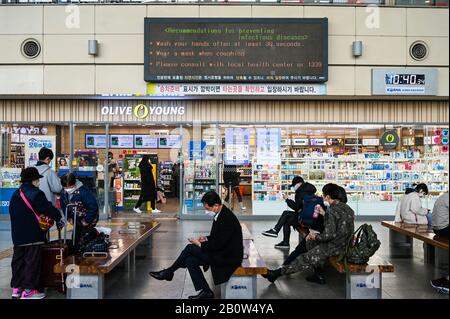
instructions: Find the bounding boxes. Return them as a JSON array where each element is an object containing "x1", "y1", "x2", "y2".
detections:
[{"x1": 144, "y1": 18, "x2": 328, "y2": 83}]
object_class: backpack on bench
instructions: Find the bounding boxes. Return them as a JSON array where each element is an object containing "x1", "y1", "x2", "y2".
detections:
[{"x1": 339, "y1": 224, "x2": 381, "y2": 265}]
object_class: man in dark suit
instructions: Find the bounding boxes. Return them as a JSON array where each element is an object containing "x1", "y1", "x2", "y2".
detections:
[{"x1": 149, "y1": 191, "x2": 243, "y2": 299}]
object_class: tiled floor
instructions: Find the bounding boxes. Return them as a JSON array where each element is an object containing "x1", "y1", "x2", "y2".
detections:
[{"x1": 0, "y1": 219, "x2": 448, "y2": 299}]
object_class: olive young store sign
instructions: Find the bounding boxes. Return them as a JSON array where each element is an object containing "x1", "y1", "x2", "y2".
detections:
[{"x1": 101, "y1": 104, "x2": 186, "y2": 118}]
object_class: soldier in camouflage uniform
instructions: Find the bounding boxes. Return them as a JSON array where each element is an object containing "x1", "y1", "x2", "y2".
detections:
[{"x1": 262, "y1": 183, "x2": 355, "y2": 282}]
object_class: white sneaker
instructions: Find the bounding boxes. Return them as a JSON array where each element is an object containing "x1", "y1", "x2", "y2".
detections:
[
  {"x1": 152, "y1": 209, "x2": 161, "y2": 213},
  {"x1": 133, "y1": 207, "x2": 142, "y2": 214}
]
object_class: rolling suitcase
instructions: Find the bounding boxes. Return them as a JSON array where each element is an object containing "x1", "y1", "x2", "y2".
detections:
[{"x1": 39, "y1": 204, "x2": 77, "y2": 293}]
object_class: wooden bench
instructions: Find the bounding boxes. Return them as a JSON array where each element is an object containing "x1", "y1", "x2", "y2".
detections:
[
  {"x1": 219, "y1": 224, "x2": 267, "y2": 299},
  {"x1": 54, "y1": 220, "x2": 160, "y2": 299},
  {"x1": 382, "y1": 221, "x2": 449, "y2": 268},
  {"x1": 297, "y1": 225, "x2": 394, "y2": 299}
]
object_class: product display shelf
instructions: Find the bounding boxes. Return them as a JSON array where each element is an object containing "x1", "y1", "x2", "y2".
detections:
[{"x1": 184, "y1": 159, "x2": 217, "y2": 212}]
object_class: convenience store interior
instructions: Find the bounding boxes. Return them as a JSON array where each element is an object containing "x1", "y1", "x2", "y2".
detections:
[{"x1": 1, "y1": 123, "x2": 448, "y2": 218}]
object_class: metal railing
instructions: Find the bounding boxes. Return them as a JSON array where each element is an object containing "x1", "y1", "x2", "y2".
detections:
[{"x1": 0, "y1": 0, "x2": 448, "y2": 7}]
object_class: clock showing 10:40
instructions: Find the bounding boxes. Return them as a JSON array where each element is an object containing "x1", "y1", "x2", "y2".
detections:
[{"x1": 385, "y1": 74, "x2": 425, "y2": 85}]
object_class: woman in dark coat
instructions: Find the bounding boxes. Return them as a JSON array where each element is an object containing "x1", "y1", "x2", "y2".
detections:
[{"x1": 133, "y1": 155, "x2": 158, "y2": 213}]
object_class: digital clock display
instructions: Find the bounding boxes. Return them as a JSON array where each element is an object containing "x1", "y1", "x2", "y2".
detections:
[{"x1": 385, "y1": 74, "x2": 425, "y2": 85}]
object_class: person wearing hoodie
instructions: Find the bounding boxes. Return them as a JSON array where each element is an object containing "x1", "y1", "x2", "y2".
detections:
[
  {"x1": 34, "y1": 147, "x2": 62, "y2": 206},
  {"x1": 262, "y1": 176, "x2": 317, "y2": 249},
  {"x1": 395, "y1": 183, "x2": 430, "y2": 225},
  {"x1": 60, "y1": 173, "x2": 99, "y2": 246},
  {"x1": 9, "y1": 167, "x2": 64, "y2": 299}
]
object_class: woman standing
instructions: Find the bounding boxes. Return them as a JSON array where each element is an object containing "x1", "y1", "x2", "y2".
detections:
[
  {"x1": 133, "y1": 155, "x2": 159, "y2": 213},
  {"x1": 9, "y1": 167, "x2": 64, "y2": 299}
]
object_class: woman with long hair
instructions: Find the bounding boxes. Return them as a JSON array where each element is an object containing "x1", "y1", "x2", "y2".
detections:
[{"x1": 133, "y1": 155, "x2": 159, "y2": 213}]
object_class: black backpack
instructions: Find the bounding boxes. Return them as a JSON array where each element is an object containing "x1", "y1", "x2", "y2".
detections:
[{"x1": 339, "y1": 224, "x2": 381, "y2": 265}]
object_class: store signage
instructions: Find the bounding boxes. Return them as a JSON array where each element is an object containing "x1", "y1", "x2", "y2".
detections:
[
  {"x1": 189, "y1": 141, "x2": 207, "y2": 161},
  {"x1": 85, "y1": 134, "x2": 107, "y2": 149},
  {"x1": 147, "y1": 83, "x2": 326, "y2": 96},
  {"x1": 134, "y1": 135, "x2": 158, "y2": 149},
  {"x1": 292, "y1": 138, "x2": 309, "y2": 146},
  {"x1": 310, "y1": 138, "x2": 327, "y2": 146},
  {"x1": 256, "y1": 128, "x2": 281, "y2": 164},
  {"x1": 100, "y1": 105, "x2": 186, "y2": 119},
  {"x1": 372, "y1": 68, "x2": 437, "y2": 95},
  {"x1": 362, "y1": 139, "x2": 380, "y2": 146},
  {"x1": 225, "y1": 128, "x2": 250, "y2": 165},
  {"x1": 380, "y1": 131, "x2": 400, "y2": 149},
  {"x1": 25, "y1": 136, "x2": 56, "y2": 168},
  {"x1": 158, "y1": 135, "x2": 182, "y2": 149},
  {"x1": 144, "y1": 18, "x2": 328, "y2": 83},
  {"x1": 0, "y1": 126, "x2": 48, "y2": 135},
  {"x1": 110, "y1": 135, "x2": 134, "y2": 149}
]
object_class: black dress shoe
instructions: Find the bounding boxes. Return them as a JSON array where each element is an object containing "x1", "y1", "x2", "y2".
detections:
[
  {"x1": 149, "y1": 269, "x2": 174, "y2": 281},
  {"x1": 188, "y1": 289, "x2": 214, "y2": 299},
  {"x1": 261, "y1": 268, "x2": 282, "y2": 283},
  {"x1": 306, "y1": 273, "x2": 326, "y2": 285}
]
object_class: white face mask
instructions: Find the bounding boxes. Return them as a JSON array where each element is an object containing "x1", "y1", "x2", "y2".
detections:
[
  {"x1": 324, "y1": 201, "x2": 331, "y2": 208},
  {"x1": 205, "y1": 210, "x2": 215, "y2": 218},
  {"x1": 292, "y1": 183, "x2": 301, "y2": 192},
  {"x1": 66, "y1": 187, "x2": 76, "y2": 195}
]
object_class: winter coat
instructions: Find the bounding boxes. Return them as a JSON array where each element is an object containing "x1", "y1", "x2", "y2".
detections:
[
  {"x1": 201, "y1": 205, "x2": 243, "y2": 285},
  {"x1": 60, "y1": 180, "x2": 99, "y2": 225},
  {"x1": 305, "y1": 201, "x2": 355, "y2": 261},
  {"x1": 395, "y1": 191, "x2": 428, "y2": 225},
  {"x1": 139, "y1": 162, "x2": 157, "y2": 201},
  {"x1": 35, "y1": 161, "x2": 62, "y2": 206},
  {"x1": 9, "y1": 182, "x2": 62, "y2": 246},
  {"x1": 223, "y1": 165, "x2": 241, "y2": 188},
  {"x1": 286, "y1": 182, "x2": 317, "y2": 213}
]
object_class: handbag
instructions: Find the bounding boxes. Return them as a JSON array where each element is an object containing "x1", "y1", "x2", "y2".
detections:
[{"x1": 19, "y1": 189, "x2": 54, "y2": 232}]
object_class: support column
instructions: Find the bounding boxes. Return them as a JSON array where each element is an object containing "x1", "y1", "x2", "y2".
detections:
[
  {"x1": 424, "y1": 243, "x2": 436, "y2": 264},
  {"x1": 221, "y1": 275, "x2": 257, "y2": 299},
  {"x1": 346, "y1": 272, "x2": 382, "y2": 299},
  {"x1": 389, "y1": 229, "x2": 413, "y2": 257},
  {"x1": 67, "y1": 274, "x2": 104, "y2": 299}
]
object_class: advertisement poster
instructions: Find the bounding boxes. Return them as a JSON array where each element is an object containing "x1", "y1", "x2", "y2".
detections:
[
  {"x1": 85, "y1": 134, "x2": 107, "y2": 149},
  {"x1": 110, "y1": 135, "x2": 134, "y2": 149},
  {"x1": 189, "y1": 141, "x2": 207, "y2": 161},
  {"x1": 159, "y1": 135, "x2": 181, "y2": 149},
  {"x1": 225, "y1": 128, "x2": 250, "y2": 165},
  {"x1": 134, "y1": 135, "x2": 158, "y2": 149},
  {"x1": 0, "y1": 168, "x2": 21, "y2": 214},
  {"x1": 256, "y1": 128, "x2": 281, "y2": 164},
  {"x1": 24, "y1": 135, "x2": 56, "y2": 168}
]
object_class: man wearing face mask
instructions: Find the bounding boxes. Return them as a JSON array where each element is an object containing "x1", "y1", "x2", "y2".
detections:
[
  {"x1": 60, "y1": 173, "x2": 99, "y2": 246},
  {"x1": 262, "y1": 183, "x2": 355, "y2": 283},
  {"x1": 262, "y1": 176, "x2": 317, "y2": 249},
  {"x1": 149, "y1": 191, "x2": 243, "y2": 299},
  {"x1": 395, "y1": 183, "x2": 430, "y2": 225}
]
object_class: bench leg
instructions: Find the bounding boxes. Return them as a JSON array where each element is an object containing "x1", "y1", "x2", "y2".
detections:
[
  {"x1": 435, "y1": 248, "x2": 449, "y2": 270},
  {"x1": 221, "y1": 275, "x2": 257, "y2": 299},
  {"x1": 124, "y1": 249, "x2": 136, "y2": 272},
  {"x1": 346, "y1": 272, "x2": 382, "y2": 299},
  {"x1": 389, "y1": 229, "x2": 413, "y2": 258},
  {"x1": 66, "y1": 274, "x2": 104, "y2": 299},
  {"x1": 424, "y1": 243, "x2": 435, "y2": 264}
]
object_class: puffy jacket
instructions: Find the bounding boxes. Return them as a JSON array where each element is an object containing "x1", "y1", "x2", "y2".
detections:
[
  {"x1": 286, "y1": 182, "x2": 317, "y2": 213},
  {"x1": 60, "y1": 180, "x2": 99, "y2": 224},
  {"x1": 395, "y1": 191, "x2": 428, "y2": 225},
  {"x1": 35, "y1": 161, "x2": 62, "y2": 206},
  {"x1": 9, "y1": 182, "x2": 62, "y2": 246}
]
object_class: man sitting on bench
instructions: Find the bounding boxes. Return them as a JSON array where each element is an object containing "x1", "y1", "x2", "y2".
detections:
[
  {"x1": 261, "y1": 183, "x2": 354, "y2": 283},
  {"x1": 149, "y1": 191, "x2": 243, "y2": 299},
  {"x1": 262, "y1": 176, "x2": 317, "y2": 249}
]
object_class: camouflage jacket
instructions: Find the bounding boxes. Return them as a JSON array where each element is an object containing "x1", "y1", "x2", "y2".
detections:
[{"x1": 307, "y1": 201, "x2": 355, "y2": 257}]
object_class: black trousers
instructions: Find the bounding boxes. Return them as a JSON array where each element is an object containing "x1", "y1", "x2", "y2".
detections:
[
  {"x1": 11, "y1": 245, "x2": 42, "y2": 291},
  {"x1": 434, "y1": 226, "x2": 449, "y2": 238},
  {"x1": 274, "y1": 210, "x2": 300, "y2": 244},
  {"x1": 224, "y1": 185, "x2": 243, "y2": 203},
  {"x1": 135, "y1": 195, "x2": 156, "y2": 210},
  {"x1": 168, "y1": 244, "x2": 211, "y2": 292}
]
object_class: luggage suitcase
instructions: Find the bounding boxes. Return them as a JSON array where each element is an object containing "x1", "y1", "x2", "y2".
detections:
[{"x1": 39, "y1": 204, "x2": 77, "y2": 292}]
